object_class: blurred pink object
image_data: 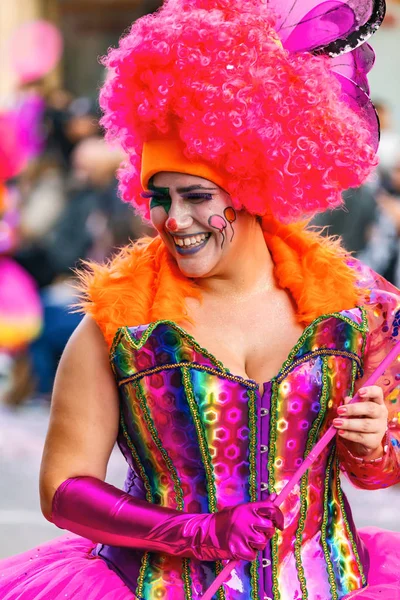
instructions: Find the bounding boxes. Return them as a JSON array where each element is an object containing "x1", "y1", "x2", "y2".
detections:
[
  {"x1": 0, "y1": 193, "x2": 18, "y2": 255},
  {"x1": 0, "y1": 257, "x2": 42, "y2": 351},
  {"x1": 9, "y1": 20, "x2": 63, "y2": 83},
  {"x1": 0, "y1": 95, "x2": 46, "y2": 181},
  {"x1": 14, "y1": 92, "x2": 46, "y2": 159},
  {"x1": 0, "y1": 112, "x2": 27, "y2": 180}
]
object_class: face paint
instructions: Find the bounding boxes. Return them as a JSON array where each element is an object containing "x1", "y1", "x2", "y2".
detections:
[
  {"x1": 141, "y1": 181, "x2": 172, "y2": 214},
  {"x1": 150, "y1": 173, "x2": 243, "y2": 279},
  {"x1": 208, "y1": 213, "x2": 228, "y2": 248},
  {"x1": 166, "y1": 217, "x2": 178, "y2": 231},
  {"x1": 223, "y1": 206, "x2": 237, "y2": 241}
]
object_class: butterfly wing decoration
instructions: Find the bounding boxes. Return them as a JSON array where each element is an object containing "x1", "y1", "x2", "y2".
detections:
[
  {"x1": 267, "y1": 0, "x2": 386, "y2": 150},
  {"x1": 329, "y1": 44, "x2": 380, "y2": 149},
  {"x1": 267, "y1": 0, "x2": 385, "y2": 54}
]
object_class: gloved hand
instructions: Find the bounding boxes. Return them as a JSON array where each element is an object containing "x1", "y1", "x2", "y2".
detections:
[
  {"x1": 180, "y1": 498, "x2": 284, "y2": 561},
  {"x1": 51, "y1": 476, "x2": 283, "y2": 562}
]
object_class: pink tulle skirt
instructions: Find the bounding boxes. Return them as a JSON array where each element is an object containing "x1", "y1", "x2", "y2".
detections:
[
  {"x1": 0, "y1": 535, "x2": 136, "y2": 600},
  {"x1": 0, "y1": 528, "x2": 399, "y2": 599}
]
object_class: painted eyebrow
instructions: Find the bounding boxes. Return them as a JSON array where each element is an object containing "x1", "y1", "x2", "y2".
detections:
[
  {"x1": 176, "y1": 185, "x2": 217, "y2": 193},
  {"x1": 145, "y1": 184, "x2": 170, "y2": 195}
]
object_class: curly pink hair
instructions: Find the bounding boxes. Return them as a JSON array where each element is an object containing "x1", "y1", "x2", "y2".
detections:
[{"x1": 100, "y1": 0, "x2": 377, "y2": 222}]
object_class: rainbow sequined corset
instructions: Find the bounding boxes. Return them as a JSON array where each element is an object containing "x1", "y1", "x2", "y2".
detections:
[{"x1": 96, "y1": 309, "x2": 371, "y2": 600}]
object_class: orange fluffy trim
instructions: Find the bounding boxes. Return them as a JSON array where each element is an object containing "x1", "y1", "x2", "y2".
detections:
[
  {"x1": 75, "y1": 236, "x2": 201, "y2": 347},
  {"x1": 75, "y1": 222, "x2": 360, "y2": 347},
  {"x1": 261, "y1": 216, "x2": 360, "y2": 325}
]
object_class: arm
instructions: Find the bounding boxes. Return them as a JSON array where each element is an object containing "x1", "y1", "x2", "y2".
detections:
[
  {"x1": 337, "y1": 434, "x2": 399, "y2": 491},
  {"x1": 336, "y1": 272, "x2": 400, "y2": 489},
  {"x1": 335, "y1": 386, "x2": 399, "y2": 490},
  {"x1": 39, "y1": 314, "x2": 120, "y2": 517},
  {"x1": 41, "y1": 315, "x2": 283, "y2": 561},
  {"x1": 51, "y1": 475, "x2": 283, "y2": 561}
]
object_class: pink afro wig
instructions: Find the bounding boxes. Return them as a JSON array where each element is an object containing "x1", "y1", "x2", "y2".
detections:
[{"x1": 100, "y1": 0, "x2": 378, "y2": 222}]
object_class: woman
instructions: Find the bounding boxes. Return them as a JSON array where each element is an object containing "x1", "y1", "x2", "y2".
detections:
[{"x1": 1, "y1": 0, "x2": 400, "y2": 599}]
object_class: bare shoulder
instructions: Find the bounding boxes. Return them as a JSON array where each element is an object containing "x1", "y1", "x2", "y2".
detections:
[
  {"x1": 50, "y1": 314, "x2": 115, "y2": 406},
  {"x1": 61, "y1": 313, "x2": 110, "y2": 364}
]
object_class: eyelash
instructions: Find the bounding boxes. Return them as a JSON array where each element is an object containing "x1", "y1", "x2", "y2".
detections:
[
  {"x1": 182, "y1": 193, "x2": 213, "y2": 201},
  {"x1": 141, "y1": 192, "x2": 213, "y2": 202}
]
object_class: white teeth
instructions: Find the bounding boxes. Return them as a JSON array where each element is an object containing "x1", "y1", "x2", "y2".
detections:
[{"x1": 173, "y1": 233, "x2": 210, "y2": 249}]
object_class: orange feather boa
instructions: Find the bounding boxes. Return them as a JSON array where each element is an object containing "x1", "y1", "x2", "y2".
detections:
[{"x1": 76, "y1": 218, "x2": 360, "y2": 347}]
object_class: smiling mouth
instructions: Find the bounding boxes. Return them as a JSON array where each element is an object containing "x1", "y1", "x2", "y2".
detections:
[
  {"x1": 172, "y1": 232, "x2": 211, "y2": 255},
  {"x1": 173, "y1": 233, "x2": 211, "y2": 249}
]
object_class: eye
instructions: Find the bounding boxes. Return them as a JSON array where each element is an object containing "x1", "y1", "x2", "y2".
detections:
[{"x1": 183, "y1": 193, "x2": 213, "y2": 202}]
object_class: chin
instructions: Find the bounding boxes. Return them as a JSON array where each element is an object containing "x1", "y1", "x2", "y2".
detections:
[{"x1": 175, "y1": 256, "x2": 216, "y2": 279}]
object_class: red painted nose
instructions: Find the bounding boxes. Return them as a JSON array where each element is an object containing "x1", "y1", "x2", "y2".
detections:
[{"x1": 166, "y1": 217, "x2": 178, "y2": 232}]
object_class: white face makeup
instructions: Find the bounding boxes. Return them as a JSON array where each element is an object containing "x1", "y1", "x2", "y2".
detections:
[{"x1": 145, "y1": 172, "x2": 242, "y2": 278}]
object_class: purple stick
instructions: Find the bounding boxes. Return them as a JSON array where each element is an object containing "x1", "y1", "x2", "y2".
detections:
[{"x1": 201, "y1": 340, "x2": 400, "y2": 600}]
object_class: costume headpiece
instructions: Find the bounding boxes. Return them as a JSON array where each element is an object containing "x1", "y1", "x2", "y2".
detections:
[
  {"x1": 100, "y1": 0, "x2": 385, "y2": 222},
  {"x1": 140, "y1": 138, "x2": 229, "y2": 192}
]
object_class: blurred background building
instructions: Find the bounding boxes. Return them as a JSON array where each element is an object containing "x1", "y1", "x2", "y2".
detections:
[
  {"x1": 0, "y1": 0, "x2": 162, "y2": 99},
  {"x1": 0, "y1": 0, "x2": 400, "y2": 560}
]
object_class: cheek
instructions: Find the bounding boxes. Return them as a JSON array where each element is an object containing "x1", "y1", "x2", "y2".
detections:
[
  {"x1": 150, "y1": 208, "x2": 167, "y2": 233},
  {"x1": 194, "y1": 203, "x2": 219, "y2": 223}
]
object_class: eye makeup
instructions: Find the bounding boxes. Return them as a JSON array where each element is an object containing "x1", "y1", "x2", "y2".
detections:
[
  {"x1": 141, "y1": 183, "x2": 172, "y2": 213},
  {"x1": 181, "y1": 192, "x2": 213, "y2": 201},
  {"x1": 141, "y1": 191, "x2": 165, "y2": 199},
  {"x1": 149, "y1": 196, "x2": 172, "y2": 211},
  {"x1": 142, "y1": 182, "x2": 218, "y2": 213}
]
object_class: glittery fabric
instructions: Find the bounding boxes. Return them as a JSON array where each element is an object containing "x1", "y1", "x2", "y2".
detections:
[
  {"x1": 110, "y1": 322, "x2": 258, "y2": 599},
  {"x1": 260, "y1": 311, "x2": 369, "y2": 600}
]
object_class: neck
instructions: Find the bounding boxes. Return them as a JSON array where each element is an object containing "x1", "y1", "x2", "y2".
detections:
[{"x1": 194, "y1": 218, "x2": 275, "y2": 299}]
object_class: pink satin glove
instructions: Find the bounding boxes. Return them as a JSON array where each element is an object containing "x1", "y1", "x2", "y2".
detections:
[
  {"x1": 51, "y1": 476, "x2": 283, "y2": 561},
  {"x1": 184, "y1": 499, "x2": 284, "y2": 561}
]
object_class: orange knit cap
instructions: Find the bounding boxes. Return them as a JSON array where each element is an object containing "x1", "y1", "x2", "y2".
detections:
[{"x1": 140, "y1": 138, "x2": 229, "y2": 191}]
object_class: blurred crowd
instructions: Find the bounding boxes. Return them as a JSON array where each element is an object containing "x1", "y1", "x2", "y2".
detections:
[
  {"x1": 1, "y1": 79, "x2": 400, "y2": 409},
  {"x1": 0, "y1": 80, "x2": 152, "y2": 407},
  {"x1": 313, "y1": 101, "x2": 400, "y2": 274}
]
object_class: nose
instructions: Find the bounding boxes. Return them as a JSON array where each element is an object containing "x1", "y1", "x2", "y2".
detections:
[
  {"x1": 165, "y1": 199, "x2": 193, "y2": 231},
  {"x1": 165, "y1": 217, "x2": 178, "y2": 232}
]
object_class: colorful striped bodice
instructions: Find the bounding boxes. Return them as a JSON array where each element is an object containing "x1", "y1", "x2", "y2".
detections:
[{"x1": 95, "y1": 307, "x2": 372, "y2": 600}]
